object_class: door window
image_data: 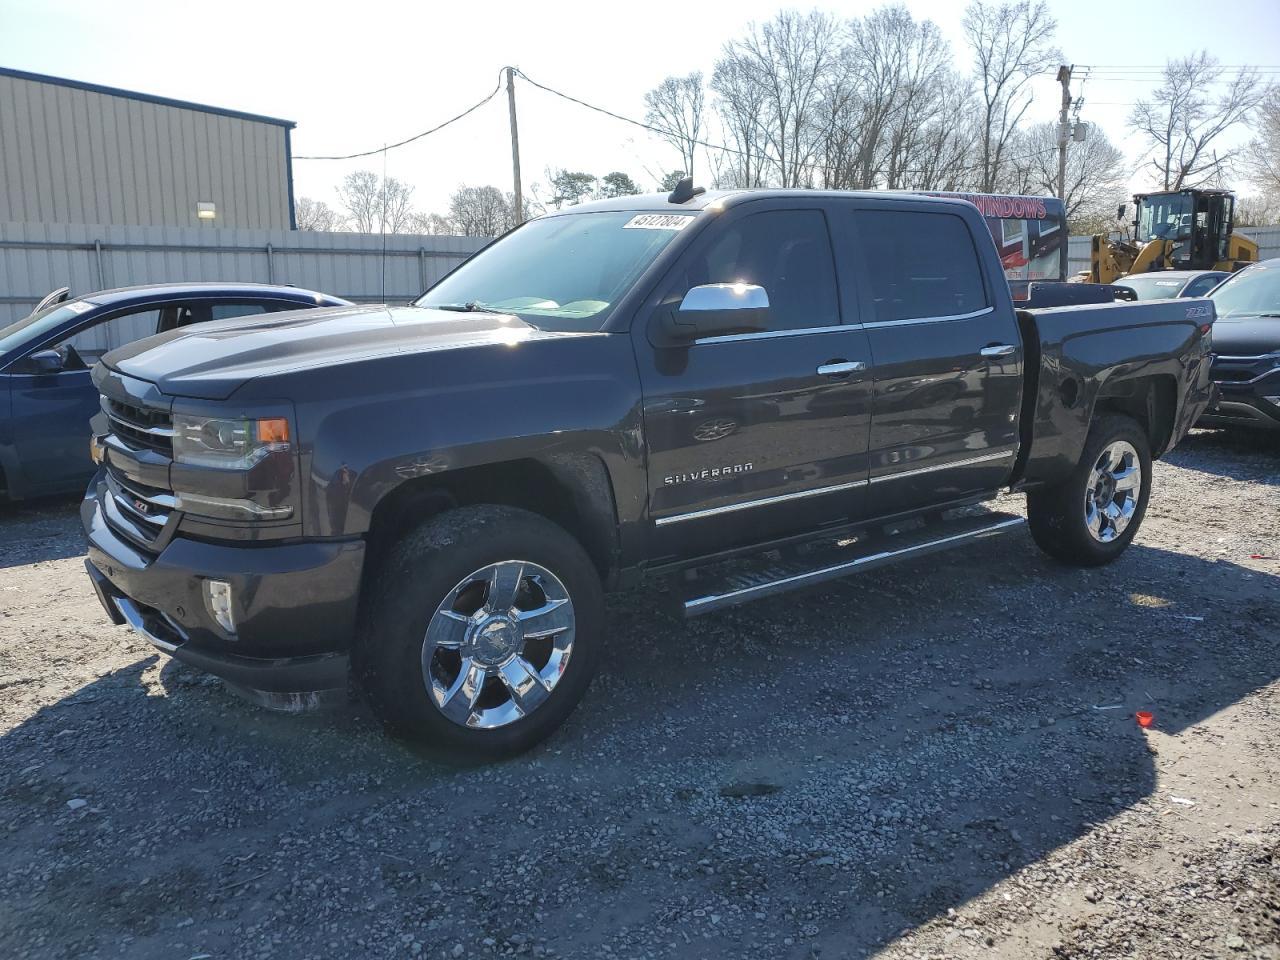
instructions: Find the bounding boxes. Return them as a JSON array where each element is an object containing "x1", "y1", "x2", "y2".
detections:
[
  {"x1": 855, "y1": 210, "x2": 989, "y2": 323},
  {"x1": 666, "y1": 209, "x2": 840, "y2": 331},
  {"x1": 45, "y1": 308, "x2": 162, "y2": 369},
  {"x1": 210, "y1": 302, "x2": 272, "y2": 321},
  {"x1": 1182, "y1": 274, "x2": 1224, "y2": 298}
]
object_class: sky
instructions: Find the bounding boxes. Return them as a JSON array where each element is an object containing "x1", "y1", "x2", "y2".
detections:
[{"x1": 2, "y1": 0, "x2": 1279, "y2": 221}]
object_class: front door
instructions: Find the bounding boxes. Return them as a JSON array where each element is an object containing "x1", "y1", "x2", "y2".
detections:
[
  {"x1": 9, "y1": 306, "x2": 164, "y2": 493},
  {"x1": 831, "y1": 198, "x2": 1024, "y2": 516},
  {"x1": 634, "y1": 203, "x2": 874, "y2": 562}
]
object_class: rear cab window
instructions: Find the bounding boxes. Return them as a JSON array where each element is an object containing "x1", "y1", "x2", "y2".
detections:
[{"x1": 849, "y1": 209, "x2": 990, "y2": 324}]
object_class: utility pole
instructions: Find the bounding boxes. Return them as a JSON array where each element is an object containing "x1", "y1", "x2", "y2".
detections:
[
  {"x1": 506, "y1": 66, "x2": 524, "y2": 226},
  {"x1": 1055, "y1": 64, "x2": 1073, "y2": 204}
]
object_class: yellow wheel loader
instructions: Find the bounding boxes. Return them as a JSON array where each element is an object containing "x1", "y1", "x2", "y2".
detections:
[{"x1": 1084, "y1": 189, "x2": 1258, "y2": 285}]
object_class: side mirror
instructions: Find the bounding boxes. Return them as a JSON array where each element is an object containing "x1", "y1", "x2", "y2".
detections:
[
  {"x1": 28, "y1": 349, "x2": 64, "y2": 374},
  {"x1": 656, "y1": 283, "x2": 771, "y2": 344},
  {"x1": 1116, "y1": 203, "x2": 1127, "y2": 221}
]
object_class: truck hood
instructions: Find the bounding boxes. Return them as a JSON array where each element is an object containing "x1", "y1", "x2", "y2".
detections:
[
  {"x1": 1211, "y1": 315, "x2": 1280, "y2": 356},
  {"x1": 104, "y1": 304, "x2": 582, "y2": 400}
]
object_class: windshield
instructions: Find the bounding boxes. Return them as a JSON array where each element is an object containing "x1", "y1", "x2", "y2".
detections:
[
  {"x1": 415, "y1": 211, "x2": 695, "y2": 331},
  {"x1": 1209, "y1": 262, "x2": 1280, "y2": 319},
  {"x1": 1136, "y1": 193, "x2": 1193, "y2": 243},
  {"x1": 0, "y1": 300, "x2": 96, "y2": 357},
  {"x1": 1119, "y1": 275, "x2": 1185, "y2": 300}
]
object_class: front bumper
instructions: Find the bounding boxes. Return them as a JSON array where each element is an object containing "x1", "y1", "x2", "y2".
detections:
[
  {"x1": 1197, "y1": 357, "x2": 1280, "y2": 431},
  {"x1": 82, "y1": 484, "x2": 365, "y2": 693},
  {"x1": 1198, "y1": 396, "x2": 1280, "y2": 430}
]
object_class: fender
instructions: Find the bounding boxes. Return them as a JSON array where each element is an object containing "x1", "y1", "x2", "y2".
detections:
[
  {"x1": 261, "y1": 332, "x2": 650, "y2": 567},
  {"x1": 1015, "y1": 299, "x2": 1210, "y2": 487}
]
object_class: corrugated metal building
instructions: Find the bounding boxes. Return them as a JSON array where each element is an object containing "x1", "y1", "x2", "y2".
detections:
[{"x1": 0, "y1": 67, "x2": 296, "y2": 230}]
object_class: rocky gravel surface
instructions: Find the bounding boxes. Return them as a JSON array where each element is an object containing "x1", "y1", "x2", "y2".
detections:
[{"x1": 1, "y1": 429, "x2": 1278, "y2": 959}]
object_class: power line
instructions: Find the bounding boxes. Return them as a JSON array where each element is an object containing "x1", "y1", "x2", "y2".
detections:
[
  {"x1": 293, "y1": 74, "x2": 504, "y2": 160},
  {"x1": 509, "y1": 67, "x2": 747, "y2": 158},
  {"x1": 514, "y1": 67, "x2": 1060, "y2": 181}
]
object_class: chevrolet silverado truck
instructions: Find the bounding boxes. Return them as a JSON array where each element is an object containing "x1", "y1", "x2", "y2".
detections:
[{"x1": 82, "y1": 183, "x2": 1215, "y2": 760}]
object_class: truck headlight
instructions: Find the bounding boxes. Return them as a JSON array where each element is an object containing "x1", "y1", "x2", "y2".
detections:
[{"x1": 172, "y1": 415, "x2": 290, "y2": 469}]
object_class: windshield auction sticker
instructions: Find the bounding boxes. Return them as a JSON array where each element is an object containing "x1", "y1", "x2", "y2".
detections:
[{"x1": 624, "y1": 214, "x2": 695, "y2": 230}]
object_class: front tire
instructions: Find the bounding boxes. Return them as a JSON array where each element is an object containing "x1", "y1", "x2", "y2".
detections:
[
  {"x1": 1027, "y1": 413, "x2": 1152, "y2": 567},
  {"x1": 355, "y1": 505, "x2": 604, "y2": 762}
]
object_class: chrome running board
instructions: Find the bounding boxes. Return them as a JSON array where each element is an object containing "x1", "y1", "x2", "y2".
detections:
[{"x1": 679, "y1": 511, "x2": 1026, "y2": 617}]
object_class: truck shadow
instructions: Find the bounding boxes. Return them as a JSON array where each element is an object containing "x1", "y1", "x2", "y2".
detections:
[{"x1": 1, "y1": 538, "x2": 1276, "y2": 959}]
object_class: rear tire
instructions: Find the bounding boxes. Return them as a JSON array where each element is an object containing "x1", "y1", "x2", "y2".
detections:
[
  {"x1": 1027, "y1": 413, "x2": 1152, "y2": 567},
  {"x1": 355, "y1": 505, "x2": 604, "y2": 763}
]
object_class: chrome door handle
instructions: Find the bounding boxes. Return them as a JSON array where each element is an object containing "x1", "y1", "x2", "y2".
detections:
[
  {"x1": 816, "y1": 360, "x2": 867, "y2": 377},
  {"x1": 980, "y1": 344, "x2": 1017, "y2": 359}
]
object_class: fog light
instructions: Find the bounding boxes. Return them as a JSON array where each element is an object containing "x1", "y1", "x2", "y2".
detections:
[
  {"x1": 1264, "y1": 396, "x2": 1280, "y2": 407},
  {"x1": 205, "y1": 580, "x2": 236, "y2": 634}
]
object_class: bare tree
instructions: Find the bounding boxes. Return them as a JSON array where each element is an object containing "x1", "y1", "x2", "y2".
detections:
[
  {"x1": 448, "y1": 185, "x2": 515, "y2": 238},
  {"x1": 337, "y1": 171, "x2": 383, "y2": 233},
  {"x1": 818, "y1": 6, "x2": 964, "y2": 191},
  {"x1": 1244, "y1": 87, "x2": 1280, "y2": 194},
  {"x1": 1002, "y1": 122, "x2": 1128, "y2": 220},
  {"x1": 380, "y1": 177, "x2": 416, "y2": 234},
  {"x1": 711, "y1": 56, "x2": 769, "y2": 188},
  {"x1": 644, "y1": 73, "x2": 705, "y2": 180},
  {"x1": 963, "y1": 0, "x2": 1059, "y2": 193},
  {"x1": 335, "y1": 171, "x2": 416, "y2": 234},
  {"x1": 295, "y1": 196, "x2": 340, "y2": 231},
  {"x1": 1130, "y1": 53, "x2": 1269, "y2": 190},
  {"x1": 1235, "y1": 192, "x2": 1280, "y2": 226},
  {"x1": 408, "y1": 212, "x2": 456, "y2": 236},
  {"x1": 714, "y1": 10, "x2": 839, "y2": 188},
  {"x1": 901, "y1": 72, "x2": 977, "y2": 193}
]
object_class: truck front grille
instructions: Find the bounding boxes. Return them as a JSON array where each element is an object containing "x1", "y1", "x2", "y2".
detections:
[
  {"x1": 102, "y1": 397, "x2": 174, "y2": 455},
  {"x1": 106, "y1": 469, "x2": 174, "y2": 533},
  {"x1": 98, "y1": 391, "x2": 177, "y2": 552}
]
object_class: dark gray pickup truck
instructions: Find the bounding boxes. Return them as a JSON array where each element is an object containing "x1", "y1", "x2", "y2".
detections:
[{"x1": 82, "y1": 184, "x2": 1215, "y2": 760}]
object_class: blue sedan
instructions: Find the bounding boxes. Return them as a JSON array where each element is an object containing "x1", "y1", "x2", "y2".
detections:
[{"x1": 0, "y1": 282, "x2": 350, "y2": 500}]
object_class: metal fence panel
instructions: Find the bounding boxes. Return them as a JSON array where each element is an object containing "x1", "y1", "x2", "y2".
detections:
[{"x1": 0, "y1": 221, "x2": 490, "y2": 323}]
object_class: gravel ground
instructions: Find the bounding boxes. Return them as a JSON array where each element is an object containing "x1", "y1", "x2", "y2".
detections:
[{"x1": 1, "y1": 429, "x2": 1278, "y2": 960}]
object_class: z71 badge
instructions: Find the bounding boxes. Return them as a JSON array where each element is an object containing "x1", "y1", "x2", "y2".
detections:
[{"x1": 664, "y1": 462, "x2": 753, "y2": 485}]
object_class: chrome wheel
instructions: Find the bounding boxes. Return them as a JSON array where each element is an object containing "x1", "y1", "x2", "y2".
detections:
[
  {"x1": 1084, "y1": 440, "x2": 1142, "y2": 543},
  {"x1": 422, "y1": 561, "x2": 575, "y2": 730}
]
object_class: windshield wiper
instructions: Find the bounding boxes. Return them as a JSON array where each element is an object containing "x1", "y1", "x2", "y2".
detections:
[{"x1": 430, "y1": 301, "x2": 499, "y2": 314}]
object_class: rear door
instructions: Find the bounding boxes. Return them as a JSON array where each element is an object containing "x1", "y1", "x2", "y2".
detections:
[
  {"x1": 634, "y1": 201, "x2": 874, "y2": 561},
  {"x1": 830, "y1": 198, "x2": 1023, "y2": 517}
]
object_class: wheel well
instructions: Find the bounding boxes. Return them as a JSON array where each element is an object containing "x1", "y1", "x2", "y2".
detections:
[
  {"x1": 1094, "y1": 374, "x2": 1177, "y2": 457},
  {"x1": 364, "y1": 457, "x2": 619, "y2": 584}
]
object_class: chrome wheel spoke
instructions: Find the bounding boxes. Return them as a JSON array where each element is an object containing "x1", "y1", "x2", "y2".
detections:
[
  {"x1": 440, "y1": 658, "x2": 487, "y2": 724},
  {"x1": 1085, "y1": 495, "x2": 1102, "y2": 535},
  {"x1": 425, "y1": 609, "x2": 469, "y2": 650},
  {"x1": 1113, "y1": 465, "x2": 1141, "y2": 491},
  {"x1": 498, "y1": 656, "x2": 550, "y2": 715},
  {"x1": 516, "y1": 598, "x2": 573, "y2": 639},
  {"x1": 486, "y1": 562, "x2": 525, "y2": 612}
]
